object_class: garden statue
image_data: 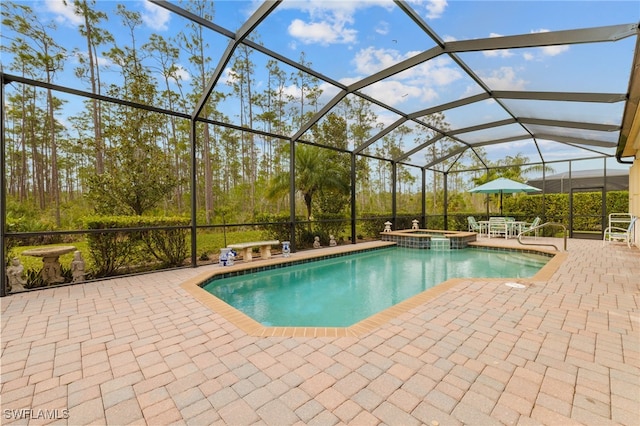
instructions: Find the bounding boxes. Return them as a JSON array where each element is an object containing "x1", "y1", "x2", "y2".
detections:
[
  {"x1": 313, "y1": 236, "x2": 321, "y2": 248},
  {"x1": 412, "y1": 219, "x2": 419, "y2": 230},
  {"x1": 282, "y1": 241, "x2": 291, "y2": 257},
  {"x1": 71, "y1": 251, "x2": 86, "y2": 283},
  {"x1": 219, "y1": 248, "x2": 231, "y2": 266},
  {"x1": 329, "y1": 235, "x2": 337, "y2": 247},
  {"x1": 227, "y1": 249, "x2": 235, "y2": 266},
  {"x1": 7, "y1": 257, "x2": 27, "y2": 292},
  {"x1": 383, "y1": 221, "x2": 393, "y2": 232}
]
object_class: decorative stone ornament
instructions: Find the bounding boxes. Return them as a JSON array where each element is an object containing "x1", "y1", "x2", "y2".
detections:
[
  {"x1": 6, "y1": 257, "x2": 27, "y2": 292},
  {"x1": 282, "y1": 241, "x2": 291, "y2": 257},
  {"x1": 71, "y1": 251, "x2": 86, "y2": 283}
]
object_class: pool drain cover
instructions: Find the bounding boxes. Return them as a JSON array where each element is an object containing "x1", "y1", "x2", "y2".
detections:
[{"x1": 504, "y1": 282, "x2": 526, "y2": 289}]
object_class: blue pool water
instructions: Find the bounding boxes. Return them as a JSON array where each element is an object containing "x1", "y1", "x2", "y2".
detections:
[{"x1": 203, "y1": 247, "x2": 549, "y2": 327}]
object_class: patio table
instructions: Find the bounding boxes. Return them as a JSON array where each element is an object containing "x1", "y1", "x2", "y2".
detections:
[
  {"x1": 477, "y1": 220, "x2": 490, "y2": 237},
  {"x1": 507, "y1": 221, "x2": 527, "y2": 238}
]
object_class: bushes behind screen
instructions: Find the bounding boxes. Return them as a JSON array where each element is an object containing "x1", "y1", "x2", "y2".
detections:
[{"x1": 84, "y1": 216, "x2": 189, "y2": 277}]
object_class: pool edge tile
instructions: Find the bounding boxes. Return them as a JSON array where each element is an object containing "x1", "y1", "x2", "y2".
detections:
[{"x1": 180, "y1": 241, "x2": 568, "y2": 338}]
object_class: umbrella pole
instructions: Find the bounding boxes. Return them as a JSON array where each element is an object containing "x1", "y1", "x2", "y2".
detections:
[{"x1": 500, "y1": 191, "x2": 503, "y2": 215}]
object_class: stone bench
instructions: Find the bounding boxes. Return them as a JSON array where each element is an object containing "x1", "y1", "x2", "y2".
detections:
[{"x1": 227, "y1": 240, "x2": 280, "y2": 262}]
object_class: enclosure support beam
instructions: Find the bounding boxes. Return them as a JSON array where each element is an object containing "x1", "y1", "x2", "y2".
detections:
[
  {"x1": 392, "y1": 162, "x2": 397, "y2": 229},
  {"x1": 602, "y1": 158, "x2": 608, "y2": 235},
  {"x1": 568, "y1": 162, "x2": 574, "y2": 237},
  {"x1": 289, "y1": 139, "x2": 297, "y2": 252},
  {"x1": 421, "y1": 168, "x2": 426, "y2": 229},
  {"x1": 351, "y1": 153, "x2": 357, "y2": 244},
  {"x1": 1, "y1": 73, "x2": 7, "y2": 296},
  {"x1": 190, "y1": 119, "x2": 198, "y2": 268},
  {"x1": 542, "y1": 166, "x2": 547, "y2": 222},
  {"x1": 191, "y1": 1, "x2": 280, "y2": 120},
  {"x1": 443, "y1": 173, "x2": 449, "y2": 230}
]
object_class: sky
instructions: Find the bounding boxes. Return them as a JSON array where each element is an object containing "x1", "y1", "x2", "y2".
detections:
[{"x1": 2, "y1": 0, "x2": 639, "y2": 173}]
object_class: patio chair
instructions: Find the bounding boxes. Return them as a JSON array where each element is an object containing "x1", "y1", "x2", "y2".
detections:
[
  {"x1": 467, "y1": 216, "x2": 481, "y2": 232},
  {"x1": 603, "y1": 214, "x2": 636, "y2": 248},
  {"x1": 488, "y1": 217, "x2": 508, "y2": 238},
  {"x1": 519, "y1": 216, "x2": 541, "y2": 239}
]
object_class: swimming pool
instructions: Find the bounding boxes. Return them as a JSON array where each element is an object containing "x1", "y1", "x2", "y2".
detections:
[{"x1": 202, "y1": 246, "x2": 550, "y2": 327}]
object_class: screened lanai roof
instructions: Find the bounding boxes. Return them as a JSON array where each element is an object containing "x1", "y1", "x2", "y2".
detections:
[
  {"x1": 3, "y1": 0, "x2": 638, "y2": 171},
  {"x1": 158, "y1": 0, "x2": 639, "y2": 170}
]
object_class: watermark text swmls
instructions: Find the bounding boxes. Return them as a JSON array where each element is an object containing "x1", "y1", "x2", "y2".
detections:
[{"x1": 3, "y1": 408, "x2": 70, "y2": 420}]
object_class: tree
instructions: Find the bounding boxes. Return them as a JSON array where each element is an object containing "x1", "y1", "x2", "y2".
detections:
[
  {"x1": 69, "y1": 0, "x2": 113, "y2": 175},
  {"x1": 178, "y1": 0, "x2": 218, "y2": 224},
  {"x1": 310, "y1": 113, "x2": 350, "y2": 214},
  {"x1": 267, "y1": 145, "x2": 350, "y2": 222},
  {"x1": 86, "y1": 5, "x2": 177, "y2": 215},
  {"x1": 229, "y1": 42, "x2": 258, "y2": 212},
  {"x1": 142, "y1": 33, "x2": 189, "y2": 211},
  {"x1": 2, "y1": 2, "x2": 67, "y2": 225}
]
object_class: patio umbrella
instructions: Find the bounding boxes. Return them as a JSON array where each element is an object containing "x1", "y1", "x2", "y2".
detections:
[{"x1": 469, "y1": 177, "x2": 541, "y2": 215}]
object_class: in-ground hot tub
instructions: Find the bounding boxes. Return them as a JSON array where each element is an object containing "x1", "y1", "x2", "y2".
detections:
[{"x1": 380, "y1": 228, "x2": 477, "y2": 249}]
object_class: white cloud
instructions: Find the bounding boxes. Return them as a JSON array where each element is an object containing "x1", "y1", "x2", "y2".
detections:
[
  {"x1": 361, "y1": 80, "x2": 438, "y2": 107},
  {"x1": 45, "y1": 0, "x2": 82, "y2": 26},
  {"x1": 407, "y1": 0, "x2": 448, "y2": 19},
  {"x1": 284, "y1": 0, "x2": 395, "y2": 46},
  {"x1": 353, "y1": 47, "x2": 402, "y2": 74},
  {"x1": 170, "y1": 64, "x2": 191, "y2": 84},
  {"x1": 353, "y1": 48, "x2": 462, "y2": 89},
  {"x1": 222, "y1": 67, "x2": 239, "y2": 86},
  {"x1": 480, "y1": 66, "x2": 528, "y2": 90},
  {"x1": 530, "y1": 29, "x2": 571, "y2": 58},
  {"x1": 73, "y1": 51, "x2": 113, "y2": 68},
  {"x1": 413, "y1": 56, "x2": 462, "y2": 86},
  {"x1": 425, "y1": 0, "x2": 448, "y2": 19},
  {"x1": 349, "y1": 47, "x2": 462, "y2": 107},
  {"x1": 482, "y1": 33, "x2": 514, "y2": 58},
  {"x1": 288, "y1": 18, "x2": 357, "y2": 45},
  {"x1": 375, "y1": 20, "x2": 390, "y2": 35},
  {"x1": 540, "y1": 44, "x2": 570, "y2": 57},
  {"x1": 141, "y1": 1, "x2": 171, "y2": 32}
]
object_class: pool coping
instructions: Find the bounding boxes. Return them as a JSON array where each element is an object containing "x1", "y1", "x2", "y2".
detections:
[{"x1": 180, "y1": 240, "x2": 567, "y2": 337}]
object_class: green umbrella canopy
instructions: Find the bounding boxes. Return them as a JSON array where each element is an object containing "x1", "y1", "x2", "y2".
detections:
[
  {"x1": 469, "y1": 177, "x2": 541, "y2": 214},
  {"x1": 469, "y1": 177, "x2": 542, "y2": 194}
]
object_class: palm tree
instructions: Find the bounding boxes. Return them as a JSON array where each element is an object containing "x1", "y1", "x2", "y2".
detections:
[{"x1": 267, "y1": 144, "x2": 350, "y2": 222}]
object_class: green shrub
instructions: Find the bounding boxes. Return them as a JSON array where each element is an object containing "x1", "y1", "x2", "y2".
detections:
[
  {"x1": 137, "y1": 217, "x2": 190, "y2": 267},
  {"x1": 314, "y1": 213, "x2": 349, "y2": 243},
  {"x1": 425, "y1": 215, "x2": 445, "y2": 230},
  {"x1": 396, "y1": 215, "x2": 421, "y2": 230},
  {"x1": 359, "y1": 214, "x2": 391, "y2": 238},
  {"x1": 84, "y1": 216, "x2": 189, "y2": 277},
  {"x1": 256, "y1": 213, "x2": 295, "y2": 242}
]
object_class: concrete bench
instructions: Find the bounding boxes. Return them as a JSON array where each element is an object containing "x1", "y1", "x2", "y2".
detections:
[{"x1": 227, "y1": 240, "x2": 280, "y2": 262}]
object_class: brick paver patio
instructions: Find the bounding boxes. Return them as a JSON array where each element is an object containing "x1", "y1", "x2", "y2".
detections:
[{"x1": 1, "y1": 238, "x2": 638, "y2": 425}]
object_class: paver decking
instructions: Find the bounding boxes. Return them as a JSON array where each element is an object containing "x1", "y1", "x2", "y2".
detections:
[{"x1": 1, "y1": 238, "x2": 638, "y2": 425}]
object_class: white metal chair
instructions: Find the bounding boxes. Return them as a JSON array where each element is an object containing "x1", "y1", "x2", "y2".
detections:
[
  {"x1": 467, "y1": 216, "x2": 480, "y2": 232},
  {"x1": 519, "y1": 216, "x2": 541, "y2": 239},
  {"x1": 488, "y1": 217, "x2": 508, "y2": 238},
  {"x1": 603, "y1": 214, "x2": 636, "y2": 247}
]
